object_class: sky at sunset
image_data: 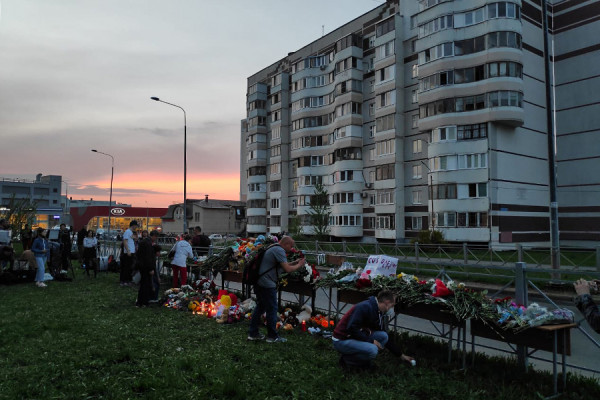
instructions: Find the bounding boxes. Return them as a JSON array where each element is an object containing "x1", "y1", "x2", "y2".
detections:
[{"x1": 0, "y1": 0, "x2": 382, "y2": 207}]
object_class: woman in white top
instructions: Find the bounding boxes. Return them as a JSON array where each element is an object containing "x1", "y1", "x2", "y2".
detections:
[
  {"x1": 171, "y1": 234, "x2": 194, "y2": 288},
  {"x1": 83, "y1": 230, "x2": 99, "y2": 277}
]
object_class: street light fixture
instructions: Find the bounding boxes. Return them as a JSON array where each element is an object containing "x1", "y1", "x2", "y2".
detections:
[
  {"x1": 150, "y1": 96, "x2": 188, "y2": 234},
  {"x1": 91, "y1": 149, "x2": 114, "y2": 239}
]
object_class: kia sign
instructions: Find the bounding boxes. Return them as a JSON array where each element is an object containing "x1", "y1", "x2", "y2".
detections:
[{"x1": 110, "y1": 208, "x2": 126, "y2": 216}]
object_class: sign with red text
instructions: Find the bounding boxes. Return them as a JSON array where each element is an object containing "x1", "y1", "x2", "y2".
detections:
[{"x1": 364, "y1": 255, "x2": 398, "y2": 278}]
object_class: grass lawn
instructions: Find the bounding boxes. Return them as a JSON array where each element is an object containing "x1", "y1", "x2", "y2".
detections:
[{"x1": 1, "y1": 271, "x2": 599, "y2": 400}]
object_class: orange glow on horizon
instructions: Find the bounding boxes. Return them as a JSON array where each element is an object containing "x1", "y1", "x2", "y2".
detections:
[{"x1": 79, "y1": 172, "x2": 240, "y2": 208}]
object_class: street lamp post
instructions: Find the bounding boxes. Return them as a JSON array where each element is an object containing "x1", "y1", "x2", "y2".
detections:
[
  {"x1": 91, "y1": 149, "x2": 114, "y2": 239},
  {"x1": 150, "y1": 96, "x2": 188, "y2": 234},
  {"x1": 61, "y1": 180, "x2": 69, "y2": 214},
  {"x1": 421, "y1": 161, "x2": 435, "y2": 234}
]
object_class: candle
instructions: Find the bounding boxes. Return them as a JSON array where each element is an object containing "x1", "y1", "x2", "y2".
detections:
[{"x1": 301, "y1": 320, "x2": 307, "y2": 332}]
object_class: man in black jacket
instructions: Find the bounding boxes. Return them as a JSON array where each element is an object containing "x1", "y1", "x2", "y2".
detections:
[
  {"x1": 333, "y1": 290, "x2": 414, "y2": 369},
  {"x1": 136, "y1": 230, "x2": 159, "y2": 307},
  {"x1": 574, "y1": 278, "x2": 600, "y2": 333}
]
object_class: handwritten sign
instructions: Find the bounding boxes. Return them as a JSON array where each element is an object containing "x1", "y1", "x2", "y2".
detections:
[{"x1": 364, "y1": 255, "x2": 398, "y2": 277}]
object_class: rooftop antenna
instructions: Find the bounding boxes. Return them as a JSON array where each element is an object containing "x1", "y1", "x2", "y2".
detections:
[{"x1": 322, "y1": 25, "x2": 324, "y2": 37}]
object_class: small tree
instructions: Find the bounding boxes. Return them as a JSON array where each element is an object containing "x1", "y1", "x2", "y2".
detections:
[
  {"x1": 288, "y1": 214, "x2": 305, "y2": 240},
  {"x1": 411, "y1": 229, "x2": 445, "y2": 245},
  {"x1": 0, "y1": 194, "x2": 38, "y2": 235},
  {"x1": 307, "y1": 182, "x2": 331, "y2": 241}
]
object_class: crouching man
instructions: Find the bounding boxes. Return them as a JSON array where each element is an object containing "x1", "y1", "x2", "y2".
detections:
[{"x1": 332, "y1": 290, "x2": 414, "y2": 369}]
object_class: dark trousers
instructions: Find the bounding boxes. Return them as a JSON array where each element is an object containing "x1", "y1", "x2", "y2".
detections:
[
  {"x1": 120, "y1": 253, "x2": 134, "y2": 283},
  {"x1": 248, "y1": 285, "x2": 278, "y2": 339},
  {"x1": 136, "y1": 270, "x2": 153, "y2": 306}
]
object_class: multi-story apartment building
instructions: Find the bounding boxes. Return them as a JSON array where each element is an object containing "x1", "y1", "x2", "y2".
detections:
[
  {"x1": 0, "y1": 174, "x2": 64, "y2": 228},
  {"x1": 241, "y1": 0, "x2": 600, "y2": 246}
]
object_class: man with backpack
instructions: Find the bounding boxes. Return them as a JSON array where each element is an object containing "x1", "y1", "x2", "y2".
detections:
[{"x1": 248, "y1": 236, "x2": 306, "y2": 343}]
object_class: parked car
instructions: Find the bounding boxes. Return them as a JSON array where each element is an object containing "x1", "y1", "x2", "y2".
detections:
[{"x1": 208, "y1": 234, "x2": 223, "y2": 241}]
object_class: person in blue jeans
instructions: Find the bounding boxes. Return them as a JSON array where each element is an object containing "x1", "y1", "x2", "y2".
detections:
[
  {"x1": 333, "y1": 290, "x2": 414, "y2": 369},
  {"x1": 31, "y1": 228, "x2": 49, "y2": 288},
  {"x1": 248, "y1": 236, "x2": 306, "y2": 343}
]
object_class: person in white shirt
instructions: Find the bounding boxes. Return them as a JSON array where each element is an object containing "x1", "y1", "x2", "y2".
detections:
[
  {"x1": 120, "y1": 220, "x2": 138, "y2": 286},
  {"x1": 83, "y1": 230, "x2": 99, "y2": 277},
  {"x1": 171, "y1": 234, "x2": 194, "y2": 288}
]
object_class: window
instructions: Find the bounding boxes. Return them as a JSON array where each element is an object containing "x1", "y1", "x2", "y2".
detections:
[
  {"x1": 333, "y1": 170, "x2": 354, "y2": 183},
  {"x1": 375, "y1": 139, "x2": 395, "y2": 157},
  {"x1": 269, "y1": 163, "x2": 281, "y2": 175},
  {"x1": 412, "y1": 114, "x2": 419, "y2": 128},
  {"x1": 270, "y1": 198, "x2": 280, "y2": 209},
  {"x1": 412, "y1": 89, "x2": 418, "y2": 104},
  {"x1": 332, "y1": 192, "x2": 356, "y2": 204},
  {"x1": 369, "y1": 102, "x2": 375, "y2": 116},
  {"x1": 456, "y1": 212, "x2": 488, "y2": 227},
  {"x1": 311, "y1": 156, "x2": 323, "y2": 166},
  {"x1": 412, "y1": 165, "x2": 422, "y2": 179},
  {"x1": 411, "y1": 216, "x2": 423, "y2": 230},
  {"x1": 375, "y1": 164, "x2": 395, "y2": 181},
  {"x1": 376, "y1": 189, "x2": 395, "y2": 205},
  {"x1": 270, "y1": 180, "x2": 281, "y2": 192},
  {"x1": 432, "y1": 126, "x2": 457, "y2": 142},
  {"x1": 376, "y1": 114, "x2": 395, "y2": 133},
  {"x1": 435, "y1": 212, "x2": 457, "y2": 227},
  {"x1": 458, "y1": 153, "x2": 487, "y2": 169},
  {"x1": 271, "y1": 127, "x2": 281, "y2": 140},
  {"x1": 376, "y1": 64, "x2": 395, "y2": 85},
  {"x1": 378, "y1": 90, "x2": 396, "y2": 108},
  {"x1": 412, "y1": 190, "x2": 422, "y2": 204},
  {"x1": 412, "y1": 139, "x2": 423, "y2": 154},
  {"x1": 376, "y1": 215, "x2": 395, "y2": 229},
  {"x1": 301, "y1": 175, "x2": 323, "y2": 186},
  {"x1": 432, "y1": 183, "x2": 457, "y2": 199},
  {"x1": 412, "y1": 64, "x2": 419, "y2": 79},
  {"x1": 369, "y1": 125, "x2": 376, "y2": 138},
  {"x1": 376, "y1": 40, "x2": 395, "y2": 60},
  {"x1": 330, "y1": 214, "x2": 363, "y2": 227},
  {"x1": 376, "y1": 17, "x2": 394, "y2": 37},
  {"x1": 270, "y1": 145, "x2": 281, "y2": 157}
]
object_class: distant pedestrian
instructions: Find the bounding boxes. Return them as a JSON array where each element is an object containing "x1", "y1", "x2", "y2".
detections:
[
  {"x1": 191, "y1": 226, "x2": 211, "y2": 256},
  {"x1": 120, "y1": 221, "x2": 138, "y2": 286},
  {"x1": 136, "y1": 230, "x2": 159, "y2": 307},
  {"x1": 171, "y1": 234, "x2": 193, "y2": 288},
  {"x1": 77, "y1": 227, "x2": 87, "y2": 266},
  {"x1": 83, "y1": 230, "x2": 98, "y2": 277},
  {"x1": 21, "y1": 224, "x2": 32, "y2": 250},
  {"x1": 59, "y1": 223, "x2": 72, "y2": 272},
  {"x1": 31, "y1": 228, "x2": 49, "y2": 288}
]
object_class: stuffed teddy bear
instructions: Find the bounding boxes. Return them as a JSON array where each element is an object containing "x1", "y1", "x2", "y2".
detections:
[{"x1": 298, "y1": 305, "x2": 312, "y2": 323}]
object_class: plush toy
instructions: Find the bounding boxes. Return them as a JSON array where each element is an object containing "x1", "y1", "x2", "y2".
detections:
[
  {"x1": 240, "y1": 298, "x2": 256, "y2": 313},
  {"x1": 298, "y1": 305, "x2": 312, "y2": 323}
]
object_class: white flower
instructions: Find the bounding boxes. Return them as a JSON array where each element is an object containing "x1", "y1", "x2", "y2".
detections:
[{"x1": 303, "y1": 264, "x2": 312, "y2": 282}]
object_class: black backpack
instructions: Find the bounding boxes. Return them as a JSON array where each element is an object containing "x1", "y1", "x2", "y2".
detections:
[{"x1": 242, "y1": 244, "x2": 280, "y2": 286}]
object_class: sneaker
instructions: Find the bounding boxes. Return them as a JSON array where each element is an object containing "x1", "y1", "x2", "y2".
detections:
[
  {"x1": 36, "y1": 282, "x2": 47, "y2": 288},
  {"x1": 247, "y1": 334, "x2": 266, "y2": 341},
  {"x1": 266, "y1": 336, "x2": 287, "y2": 343}
]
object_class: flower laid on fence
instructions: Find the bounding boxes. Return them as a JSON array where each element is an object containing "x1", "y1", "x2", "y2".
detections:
[{"x1": 313, "y1": 266, "x2": 573, "y2": 330}]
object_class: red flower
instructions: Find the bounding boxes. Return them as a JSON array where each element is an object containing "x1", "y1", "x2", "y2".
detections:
[
  {"x1": 355, "y1": 278, "x2": 373, "y2": 289},
  {"x1": 431, "y1": 279, "x2": 453, "y2": 297}
]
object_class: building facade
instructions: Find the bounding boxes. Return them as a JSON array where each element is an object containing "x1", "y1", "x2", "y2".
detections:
[
  {"x1": 162, "y1": 197, "x2": 246, "y2": 236},
  {"x1": 0, "y1": 174, "x2": 64, "y2": 228},
  {"x1": 240, "y1": 0, "x2": 600, "y2": 246}
]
